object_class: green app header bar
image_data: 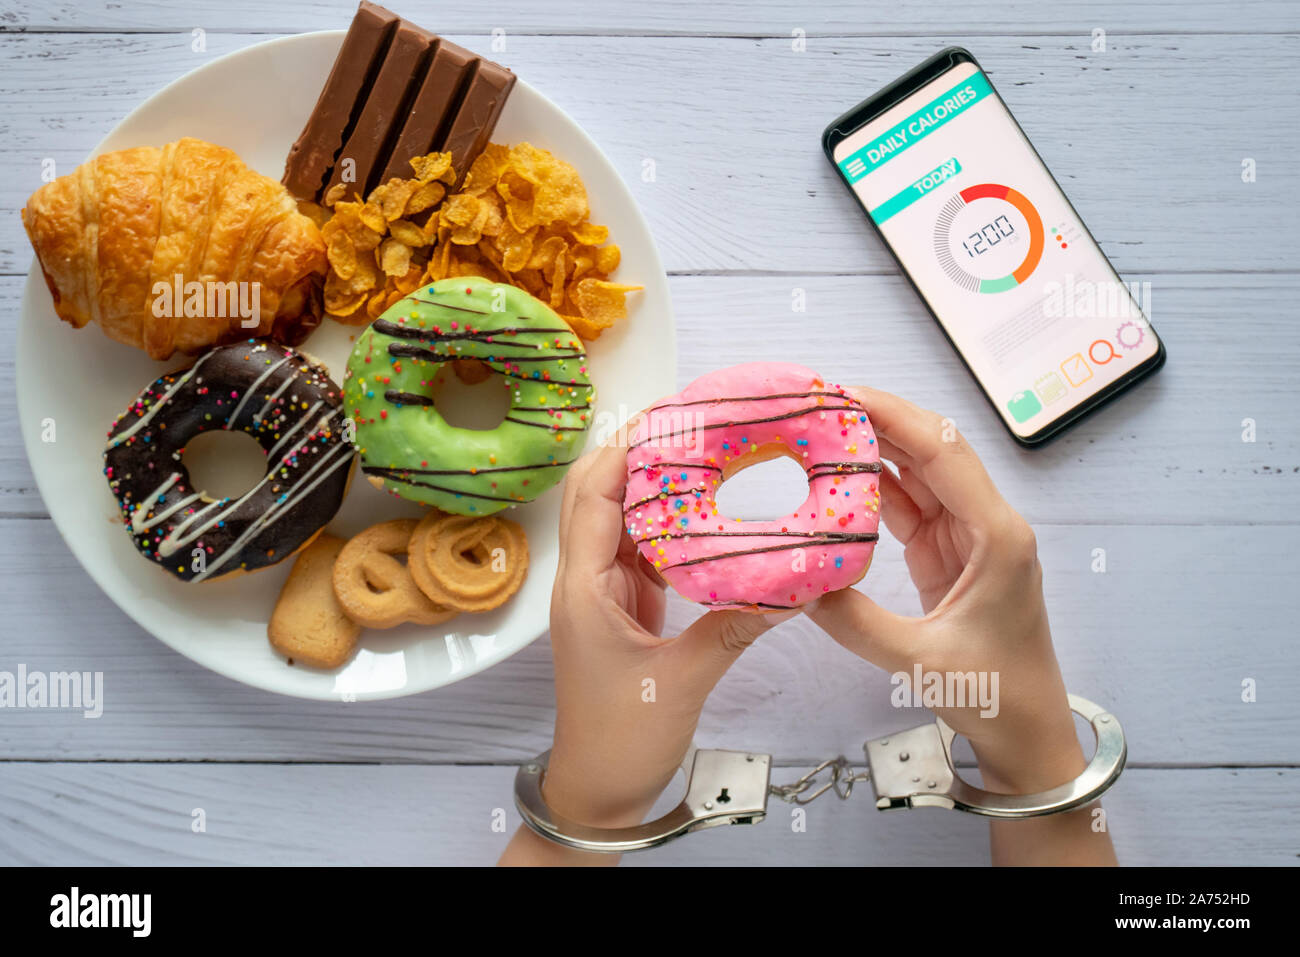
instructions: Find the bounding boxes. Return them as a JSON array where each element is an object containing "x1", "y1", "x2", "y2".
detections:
[
  {"x1": 870, "y1": 157, "x2": 962, "y2": 223},
  {"x1": 838, "y1": 71, "x2": 992, "y2": 184}
]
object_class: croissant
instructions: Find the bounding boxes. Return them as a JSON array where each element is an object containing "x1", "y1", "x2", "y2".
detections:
[{"x1": 21, "y1": 137, "x2": 327, "y2": 360}]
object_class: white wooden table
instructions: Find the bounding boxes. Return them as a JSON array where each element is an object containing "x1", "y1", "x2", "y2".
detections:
[{"x1": 2, "y1": 0, "x2": 1297, "y2": 866}]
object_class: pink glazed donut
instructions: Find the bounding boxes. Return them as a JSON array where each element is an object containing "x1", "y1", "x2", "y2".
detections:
[{"x1": 623, "y1": 362, "x2": 882, "y2": 612}]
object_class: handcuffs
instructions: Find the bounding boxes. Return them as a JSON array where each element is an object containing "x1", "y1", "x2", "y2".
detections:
[{"x1": 515, "y1": 693, "x2": 1126, "y2": 853}]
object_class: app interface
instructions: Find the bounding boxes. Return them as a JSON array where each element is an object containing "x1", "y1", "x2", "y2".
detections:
[{"x1": 833, "y1": 61, "x2": 1159, "y2": 437}]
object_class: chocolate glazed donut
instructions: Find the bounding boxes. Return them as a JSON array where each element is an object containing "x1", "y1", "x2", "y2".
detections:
[{"x1": 104, "y1": 340, "x2": 355, "y2": 583}]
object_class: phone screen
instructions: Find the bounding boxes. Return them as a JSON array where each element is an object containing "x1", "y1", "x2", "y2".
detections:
[{"x1": 830, "y1": 57, "x2": 1161, "y2": 442}]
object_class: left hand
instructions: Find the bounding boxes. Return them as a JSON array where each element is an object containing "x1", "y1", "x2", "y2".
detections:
[{"x1": 502, "y1": 432, "x2": 796, "y2": 864}]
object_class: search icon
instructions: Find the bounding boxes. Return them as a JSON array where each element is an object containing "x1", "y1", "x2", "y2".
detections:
[{"x1": 1089, "y1": 339, "x2": 1121, "y2": 364}]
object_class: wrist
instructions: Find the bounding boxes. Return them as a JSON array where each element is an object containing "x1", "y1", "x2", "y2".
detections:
[
  {"x1": 541, "y1": 752, "x2": 666, "y2": 830},
  {"x1": 970, "y1": 710, "x2": 1087, "y2": 795},
  {"x1": 503, "y1": 757, "x2": 661, "y2": 867}
]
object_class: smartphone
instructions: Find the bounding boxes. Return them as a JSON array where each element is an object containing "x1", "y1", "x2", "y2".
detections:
[{"x1": 823, "y1": 47, "x2": 1165, "y2": 446}]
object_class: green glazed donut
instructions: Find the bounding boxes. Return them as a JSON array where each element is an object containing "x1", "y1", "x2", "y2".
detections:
[{"x1": 343, "y1": 277, "x2": 594, "y2": 515}]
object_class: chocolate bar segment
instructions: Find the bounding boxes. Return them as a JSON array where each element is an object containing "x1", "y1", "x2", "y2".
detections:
[
  {"x1": 440, "y1": 59, "x2": 515, "y2": 187},
  {"x1": 324, "y1": 20, "x2": 436, "y2": 202},
  {"x1": 282, "y1": 1, "x2": 399, "y2": 200},
  {"x1": 377, "y1": 39, "x2": 477, "y2": 185}
]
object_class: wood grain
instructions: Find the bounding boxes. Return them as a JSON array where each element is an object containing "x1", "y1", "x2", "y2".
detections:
[
  {"x1": 3, "y1": 1, "x2": 1298, "y2": 34},
  {"x1": 1, "y1": 516, "x2": 1294, "y2": 765},
  {"x1": 0, "y1": 0, "x2": 1294, "y2": 34},
  {"x1": 5, "y1": 273, "x2": 1296, "y2": 523},
  {"x1": 1, "y1": 33, "x2": 1296, "y2": 275},
  {"x1": 0, "y1": 763, "x2": 1293, "y2": 866},
  {"x1": 0, "y1": 0, "x2": 1295, "y2": 866}
]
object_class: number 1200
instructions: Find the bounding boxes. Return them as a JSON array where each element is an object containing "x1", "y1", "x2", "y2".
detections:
[{"x1": 962, "y1": 215, "x2": 1015, "y2": 257}]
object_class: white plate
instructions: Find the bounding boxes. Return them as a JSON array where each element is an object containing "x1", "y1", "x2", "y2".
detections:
[{"x1": 16, "y1": 32, "x2": 675, "y2": 700}]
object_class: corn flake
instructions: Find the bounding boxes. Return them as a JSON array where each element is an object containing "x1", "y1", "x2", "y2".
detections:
[{"x1": 318, "y1": 145, "x2": 638, "y2": 338}]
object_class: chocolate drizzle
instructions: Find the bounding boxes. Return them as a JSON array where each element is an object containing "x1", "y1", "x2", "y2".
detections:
[
  {"x1": 700, "y1": 600, "x2": 797, "y2": 610},
  {"x1": 623, "y1": 488, "x2": 707, "y2": 513},
  {"x1": 648, "y1": 390, "x2": 851, "y2": 413},
  {"x1": 805, "y1": 461, "x2": 883, "y2": 479},
  {"x1": 366, "y1": 459, "x2": 575, "y2": 476},
  {"x1": 631, "y1": 404, "x2": 861, "y2": 449},
  {"x1": 384, "y1": 389, "x2": 434, "y2": 406},
  {"x1": 503, "y1": 416, "x2": 587, "y2": 432},
  {"x1": 636, "y1": 461, "x2": 723, "y2": 472},
  {"x1": 659, "y1": 534, "x2": 878, "y2": 570},
  {"x1": 361, "y1": 466, "x2": 530, "y2": 502},
  {"x1": 633, "y1": 529, "x2": 879, "y2": 546},
  {"x1": 374, "y1": 316, "x2": 577, "y2": 341}
]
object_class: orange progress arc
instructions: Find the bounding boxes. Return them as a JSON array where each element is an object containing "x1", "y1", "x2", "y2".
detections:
[{"x1": 958, "y1": 183, "x2": 1044, "y2": 291}]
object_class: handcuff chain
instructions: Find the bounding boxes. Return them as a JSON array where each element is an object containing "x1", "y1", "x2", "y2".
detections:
[{"x1": 768, "y1": 756, "x2": 871, "y2": 805}]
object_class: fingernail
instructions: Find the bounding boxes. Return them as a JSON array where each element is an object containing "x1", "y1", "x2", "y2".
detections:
[{"x1": 803, "y1": 598, "x2": 822, "y2": 616}]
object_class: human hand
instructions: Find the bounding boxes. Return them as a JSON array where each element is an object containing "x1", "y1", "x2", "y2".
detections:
[
  {"x1": 806, "y1": 387, "x2": 1084, "y2": 797},
  {"x1": 501, "y1": 429, "x2": 797, "y2": 865}
]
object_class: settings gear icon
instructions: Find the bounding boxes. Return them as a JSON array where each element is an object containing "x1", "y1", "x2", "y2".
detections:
[{"x1": 1116, "y1": 320, "x2": 1145, "y2": 351}]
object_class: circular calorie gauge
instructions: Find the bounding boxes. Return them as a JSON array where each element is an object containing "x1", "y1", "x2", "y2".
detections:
[{"x1": 934, "y1": 183, "x2": 1044, "y2": 294}]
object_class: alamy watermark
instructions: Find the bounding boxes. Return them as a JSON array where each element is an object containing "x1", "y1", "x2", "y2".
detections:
[
  {"x1": 1041, "y1": 275, "x2": 1152, "y2": 321},
  {"x1": 0, "y1": 665, "x2": 103, "y2": 718},
  {"x1": 50, "y1": 887, "x2": 150, "y2": 937},
  {"x1": 891, "y1": 665, "x2": 1000, "y2": 718},
  {"x1": 592, "y1": 403, "x2": 707, "y2": 458},
  {"x1": 150, "y1": 274, "x2": 262, "y2": 327}
]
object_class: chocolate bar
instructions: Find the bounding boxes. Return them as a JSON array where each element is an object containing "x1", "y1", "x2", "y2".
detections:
[{"x1": 282, "y1": 2, "x2": 515, "y2": 202}]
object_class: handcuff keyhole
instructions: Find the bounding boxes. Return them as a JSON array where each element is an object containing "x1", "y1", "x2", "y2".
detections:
[{"x1": 715, "y1": 787, "x2": 731, "y2": 804}]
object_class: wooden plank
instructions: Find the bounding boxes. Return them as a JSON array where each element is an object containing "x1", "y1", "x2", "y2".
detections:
[
  {"x1": 670, "y1": 272, "x2": 1300, "y2": 527},
  {"x1": 1, "y1": 517, "x2": 1295, "y2": 764},
  {"x1": 3, "y1": 1, "x2": 1297, "y2": 35},
  {"x1": 5, "y1": 272, "x2": 1297, "y2": 524},
  {"x1": 1, "y1": 33, "x2": 1296, "y2": 275},
  {"x1": 0, "y1": 763, "x2": 1293, "y2": 865},
  {"x1": 2, "y1": 0, "x2": 1294, "y2": 874}
]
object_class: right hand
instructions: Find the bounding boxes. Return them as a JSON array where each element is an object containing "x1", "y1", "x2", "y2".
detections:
[{"x1": 806, "y1": 386, "x2": 1084, "y2": 794}]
